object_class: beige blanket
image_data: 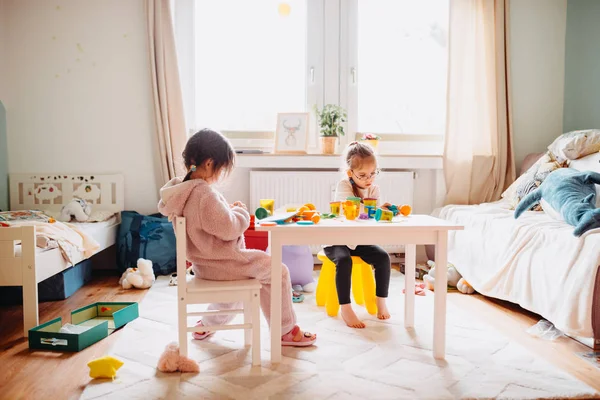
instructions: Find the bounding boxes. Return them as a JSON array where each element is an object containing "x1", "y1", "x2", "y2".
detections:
[
  {"x1": 10, "y1": 220, "x2": 100, "y2": 266},
  {"x1": 435, "y1": 200, "x2": 600, "y2": 338}
]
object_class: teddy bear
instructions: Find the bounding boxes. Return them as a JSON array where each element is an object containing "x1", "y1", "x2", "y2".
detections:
[
  {"x1": 157, "y1": 342, "x2": 199, "y2": 373},
  {"x1": 119, "y1": 258, "x2": 156, "y2": 289},
  {"x1": 59, "y1": 198, "x2": 92, "y2": 222},
  {"x1": 422, "y1": 260, "x2": 475, "y2": 294}
]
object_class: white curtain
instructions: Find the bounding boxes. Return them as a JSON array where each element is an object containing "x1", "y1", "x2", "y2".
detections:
[
  {"x1": 146, "y1": 0, "x2": 187, "y2": 182},
  {"x1": 443, "y1": 0, "x2": 515, "y2": 205}
]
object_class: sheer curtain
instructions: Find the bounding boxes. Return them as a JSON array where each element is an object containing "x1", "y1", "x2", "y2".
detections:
[
  {"x1": 146, "y1": 0, "x2": 187, "y2": 182},
  {"x1": 443, "y1": 0, "x2": 515, "y2": 205}
]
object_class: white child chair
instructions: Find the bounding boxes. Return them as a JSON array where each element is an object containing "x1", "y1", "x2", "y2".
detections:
[{"x1": 175, "y1": 217, "x2": 262, "y2": 366}]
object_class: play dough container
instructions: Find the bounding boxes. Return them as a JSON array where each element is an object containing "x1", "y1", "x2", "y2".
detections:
[
  {"x1": 255, "y1": 207, "x2": 269, "y2": 220},
  {"x1": 259, "y1": 199, "x2": 274, "y2": 215},
  {"x1": 375, "y1": 208, "x2": 393, "y2": 222},
  {"x1": 363, "y1": 198, "x2": 377, "y2": 208},
  {"x1": 329, "y1": 201, "x2": 341, "y2": 215},
  {"x1": 344, "y1": 201, "x2": 358, "y2": 220},
  {"x1": 347, "y1": 196, "x2": 361, "y2": 208}
]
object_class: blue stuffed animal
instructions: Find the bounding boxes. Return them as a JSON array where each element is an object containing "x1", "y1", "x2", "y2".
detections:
[{"x1": 514, "y1": 168, "x2": 600, "y2": 236}]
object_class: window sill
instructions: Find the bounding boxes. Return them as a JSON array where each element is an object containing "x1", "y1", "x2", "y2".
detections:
[{"x1": 235, "y1": 153, "x2": 443, "y2": 169}]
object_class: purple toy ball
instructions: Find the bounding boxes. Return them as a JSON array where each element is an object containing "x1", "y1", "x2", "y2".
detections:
[{"x1": 359, "y1": 213, "x2": 369, "y2": 220}]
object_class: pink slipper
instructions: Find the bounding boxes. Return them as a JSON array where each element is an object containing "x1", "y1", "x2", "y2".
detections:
[
  {"x1": 281, "y1": 325, "x2": 317, "y2": 347},
  {"x1": 403, "y1": 283, "x2": 426, "y2": 296},
  {"x1": 192, "y1": 320, "x2": 215, "y2": 340}
]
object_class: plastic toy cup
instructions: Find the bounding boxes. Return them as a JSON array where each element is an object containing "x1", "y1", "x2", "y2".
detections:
[
  {"x1": 363, "y1": 198, "x2": 377, "y2": 208},
  {"x1": 260, "y1": 199, "x2": 275, "y2": 215},
  {"x1": 344, "y1": 202, "x2": 358, "y2": 220},
  {"x1": 330, "y1": 201, "x2": 341, "y2": 215},
  {"x1": 365, "y1": 205, "x2": 376, "y2": 218},
  {"x1": 375, "y1": 208, "x2": 394, "y2": 222},
  {"x1": 347, "y1": 196, "x2": 361, "y2": 208}
]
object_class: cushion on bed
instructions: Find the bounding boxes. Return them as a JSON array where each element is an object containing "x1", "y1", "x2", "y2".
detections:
[
  {"x1": 548, "y1": 129, "x2": 600, "y2": 162},
  {"x1": 568, "y1": 151, "x2": 600, "y2": 207},
  {"x1": 501, "y1": 151, "x2": 567, "y2": 210}
]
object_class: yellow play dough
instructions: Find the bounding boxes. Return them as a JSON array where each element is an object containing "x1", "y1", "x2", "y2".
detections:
[{"x1": 87, "y1": 355, "x2": 124, "y2": 379}]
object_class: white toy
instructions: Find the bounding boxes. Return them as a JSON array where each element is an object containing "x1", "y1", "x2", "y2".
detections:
[
  {"x1": 59, "y1": 198, "x2": 92, "y2": 222},
  {"x1": 423, "y1": 260, "x2": 475, "y2": 294},
  {"x1": 119, "y1": 258, "x2": 156, "y2": 289}
]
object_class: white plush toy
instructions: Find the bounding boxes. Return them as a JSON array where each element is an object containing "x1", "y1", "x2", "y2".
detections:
[
  {"x1": 59, "y1": 198, "x2": 92, "y2": 222},
  {"x1": 423, "y1": 260, "x2": 475, "y2": 294},
  {"x1": 119, "y1": 258, "x2": 156, "y2": 290}
]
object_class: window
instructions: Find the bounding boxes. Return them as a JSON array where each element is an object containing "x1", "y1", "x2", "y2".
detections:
[
  {"x1": 354, "y1": 0, "x2": 449, "y2": 136},
  {"x1": 175, "y1": 0, "x2": 448, "y2": 153},
  {"x1": 194, "y1": 0, "x2": 308, "y2": 133}
]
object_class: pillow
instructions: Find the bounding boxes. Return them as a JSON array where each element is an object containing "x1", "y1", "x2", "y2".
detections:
[
  {"x1": 501, "y1": 151, "x2": 567, "y2": 210},
  {"x1": 86, "y1": 210, "x2": 116, "y2": 222},
  {"x1": 567, "y1": 151, "x2": 600, "y2": 207},
  {"x1": 547, "y1": 129, "x2": 600, "y2": 161}
]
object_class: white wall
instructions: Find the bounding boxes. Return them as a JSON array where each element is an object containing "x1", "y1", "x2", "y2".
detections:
[
  {"x1": 509, "y1": 0, "x2": 567, "y2": 171},
  {"x1": 4, "y1": 0, "x2": 160, "y2": 214}
]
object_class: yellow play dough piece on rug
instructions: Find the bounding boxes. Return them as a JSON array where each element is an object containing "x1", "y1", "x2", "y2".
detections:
[{"x1": 87, "y1": 355, "x2": 124, "y2": 379}]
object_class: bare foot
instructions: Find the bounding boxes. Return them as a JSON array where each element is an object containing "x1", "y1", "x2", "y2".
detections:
[
  {"x1": 376, "y1": 297, "x2": 391, "y2": 320},
  {"x1": 340, "y1": 304, "x2": 366, "y2": 328}
]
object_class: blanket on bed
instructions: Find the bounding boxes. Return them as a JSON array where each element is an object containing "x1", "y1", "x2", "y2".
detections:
[
  {"x1": 434, "y1": 200, "x2": 600, "y2": 338},
  {"x1": 5, "y1": 219, "x2": 100, "y2": 266}
]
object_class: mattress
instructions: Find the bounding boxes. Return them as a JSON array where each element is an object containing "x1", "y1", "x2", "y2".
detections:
[
  {"x1": 14, "y1": 216, "x2": 119, "y2": 282},
  {"x1": 435, "y1": 200, "x2": 600, "y2": 339}
]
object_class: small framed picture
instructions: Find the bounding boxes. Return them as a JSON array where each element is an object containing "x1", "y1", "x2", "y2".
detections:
[{"x1": 274, "y1": 112, "x2": 309, "y2": 154}]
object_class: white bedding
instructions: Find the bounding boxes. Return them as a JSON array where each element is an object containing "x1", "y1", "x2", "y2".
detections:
[
  {"x1": 13, "y1": 216, "x2": 119, "y2": 282},
  {"x1": 16, "y1": 216, "x2": 118, "y2": 256},
  {"x1": 435, "y1": 200, "x2": 600, "y2": 338}
]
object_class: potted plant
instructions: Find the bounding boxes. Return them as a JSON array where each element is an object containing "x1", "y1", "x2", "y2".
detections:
[
  {"x1": 314, "y1": 104, "x2": 347, "y2": 155},
  {"x1": 359, "y1": 133, "x2": 381, "y2": 150}
]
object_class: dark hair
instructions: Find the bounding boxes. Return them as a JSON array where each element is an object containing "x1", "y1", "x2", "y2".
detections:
[
  {"x1": 343, "y1": 142, "x2": 377, "y2": 198},
  {"x1": 182, "y1": 129, "x2": 235, "y2": 182}
]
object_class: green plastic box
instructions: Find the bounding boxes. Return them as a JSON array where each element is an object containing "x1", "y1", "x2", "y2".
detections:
[{"x1": 28, "y1": 302, "x2": 139, "y2": 352}]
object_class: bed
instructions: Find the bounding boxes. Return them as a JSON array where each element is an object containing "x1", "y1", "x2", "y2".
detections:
[
  {"x1": 1, "y1": 173, "x2": 124, "y2": 336},
  {"x1": 435, "y1": 200, "x2": 600, "y2": 351},
  {"x1": 432, "y1": 150, "x2": 600, "y2": 351}
]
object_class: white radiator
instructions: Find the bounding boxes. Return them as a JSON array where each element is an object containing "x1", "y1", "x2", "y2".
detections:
[{"x1": 250, "y1": 170, "x2": 414, "y2": 255}]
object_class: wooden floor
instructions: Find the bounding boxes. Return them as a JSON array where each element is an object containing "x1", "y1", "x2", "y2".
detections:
[
  {"x1": 0, "y1": 273, "x2": 148, "y2": 400},
  {"x1": 1, "y1": 272, "x2": 599, "y2": 399}
]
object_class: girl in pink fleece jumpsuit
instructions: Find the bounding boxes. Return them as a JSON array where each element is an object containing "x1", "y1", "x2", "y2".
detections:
[{"x1": 158, "y1": 129, "x2": 316, "y2": 346}]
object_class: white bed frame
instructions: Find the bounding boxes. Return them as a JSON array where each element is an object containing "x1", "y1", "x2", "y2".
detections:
[{"x1": 2, "y1": 173, "x2": 124, "y2": 337}]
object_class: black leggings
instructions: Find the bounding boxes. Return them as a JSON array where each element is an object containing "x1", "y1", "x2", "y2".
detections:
[{"x1": 323, "y1": 245, "x2": 391, "y2": 305}]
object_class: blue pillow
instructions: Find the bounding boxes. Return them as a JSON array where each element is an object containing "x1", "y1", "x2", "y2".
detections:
[{"x1": 514, "y1": 168, "x2": 600, "y2": 236}]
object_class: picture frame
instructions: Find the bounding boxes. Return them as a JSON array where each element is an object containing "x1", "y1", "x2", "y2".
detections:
[{"x1": 274, "y1": 112, "x2": 309, "y2": 154}]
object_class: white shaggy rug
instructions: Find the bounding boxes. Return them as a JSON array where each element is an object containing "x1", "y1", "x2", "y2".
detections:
[{"x1": 81, "y1": 271, "x2": 600, "y2": 400}]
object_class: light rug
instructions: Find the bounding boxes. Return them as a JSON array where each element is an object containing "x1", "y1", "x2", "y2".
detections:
[{"x1": 81, "y1": 271, "x2": 600, "y2": 400}]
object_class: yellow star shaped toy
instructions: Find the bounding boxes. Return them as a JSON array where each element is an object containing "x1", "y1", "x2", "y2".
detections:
[{"x1": 87, "y1": 355, "x2": 124, "y2": 379}]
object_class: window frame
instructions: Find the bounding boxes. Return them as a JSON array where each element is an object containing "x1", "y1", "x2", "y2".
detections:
[
  {"x1": 174, "y1": 0, "x2": 326, "y2": 153},
  {"x1": 174, "y1": 0, "x2": 446, "y2": 155}
]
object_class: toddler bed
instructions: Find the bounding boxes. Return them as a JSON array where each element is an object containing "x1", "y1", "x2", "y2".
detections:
[{"x1": 1, "y1": 174, "x2": 124, "y2": 336}]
